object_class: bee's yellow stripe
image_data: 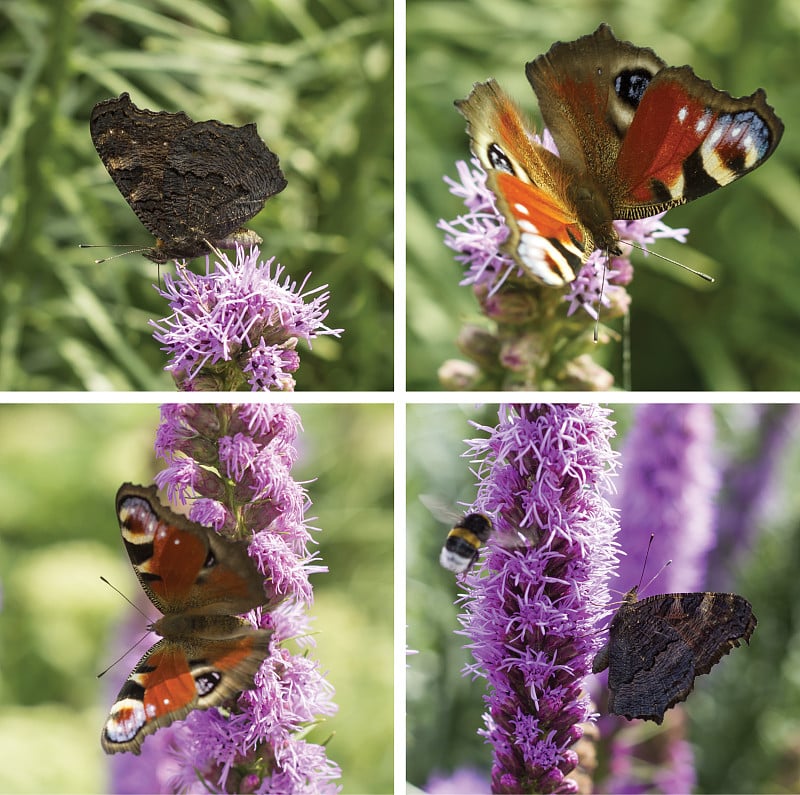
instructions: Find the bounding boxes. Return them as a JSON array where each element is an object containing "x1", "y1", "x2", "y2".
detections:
[{"x1": 448, "y1": 527, "x2": 482, "y2": 549}]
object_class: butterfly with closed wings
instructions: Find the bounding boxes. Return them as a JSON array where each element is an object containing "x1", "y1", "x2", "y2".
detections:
[
  {"x1": 90, "y1": 93, "x2": 287, "y2": 264},
  {"x1": 592, "y1": 585, "x2": 756, "y2": 723}
]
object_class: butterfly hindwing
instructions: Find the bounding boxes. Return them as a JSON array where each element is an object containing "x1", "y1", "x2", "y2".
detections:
[
  {"x1": 615, "y1": 67, "x2": 783, "y2": 211},
  {"x1": 455, "y1": 80, "x2": 585, "y2": 285},
  {"x1": 101, "y1": 629, "x2": 272, "y2": 754},
  {"x1": 160, "y1": 119, "x2": 286, "y2": 243}
]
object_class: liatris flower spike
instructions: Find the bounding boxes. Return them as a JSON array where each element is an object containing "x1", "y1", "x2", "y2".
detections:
[
  {"x1": 596, "y1": 404, "x2": 717, "y2": 795},
  {"x1": 456, "y1": 403, "x2": 620, "y2": 793},
  {"x1": 108, "y1": 403, "x2": 340, "y2": 794},
  {"x1": 614, "y1": 403, "x2": 718, "y2": 593},
  {"x1": 151, "y1": 246, "x2": 342, "y2": 391}
]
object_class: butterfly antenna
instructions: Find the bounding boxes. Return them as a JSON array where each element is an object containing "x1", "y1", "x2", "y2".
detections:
[
  {"x1": 634, "y1": 533, "x2": 673, "y2": 595},
  {"x1": 97, "y1": 630, "x2": 153, "y2": 679},
  {"x1": 100, "y1": 575, "x2": 150, "y2": 620},
  {"x1": 628, "y1": 241, "x2": 715, "y2": 283},
  {"x1": 641, "y1": 559, "x2": 672, "y2": 596},
  {"x1": 78, "y1": 244, "x2": 152, "y2": 264},
  {"x1": 636, "y1": 533, "x2": 656, "y2": 591}
]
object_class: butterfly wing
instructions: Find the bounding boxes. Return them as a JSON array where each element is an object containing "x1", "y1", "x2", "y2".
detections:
[
  {"x1": 643, "y1": 591, "x2": 757, "y2": 676},
  {"x1": 115, "y1": 483, "x2": 266, "y2": 617},
  {"x1": 90, "y1": 93, "x2": 194, "y2": 240},
  {"x1": 600, "y1": 599, "x2": 695, "y2": 723},
  {"x1": 598, "y1": 591, "x2": 757, "y2": 723},
  {"x1": 614, "y1": 67, "x2": 783, "y2": 215},
  {"x1": 525, "y1": 23, "x2": 665, "y2": 194},
  {"x1": 101, "y1": 629, "x2": 272, "y2": 754},
  {"x1": 161, "y1": 120, "x2": 287, "y2": 246},
  {"x1": 527, "y1": 24, "x2": 783, "y2": 220},
  {"x1": 456, "y1": 80, "x2": 585, "y2": 285}
]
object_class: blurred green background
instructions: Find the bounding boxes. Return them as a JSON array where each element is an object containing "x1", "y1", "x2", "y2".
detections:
[
  {"x1": 407, "y1": 403, "x2": 800, "y2": 792},
  {"x1": 0, "y1": 0, "x2": 392, "y2": 391},
  {"x1": 407, "y1": 0, "x2": 800, "y2": 390},
  {"x1": 0, "y1": 402, "x2": 393, "y2": 794}
]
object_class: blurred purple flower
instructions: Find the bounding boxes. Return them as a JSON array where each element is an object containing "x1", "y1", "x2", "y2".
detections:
[
  {"x1": 457, "y1": 403, "x2": 620, "y2": 793},
  {"x1": 426, "y1": 766, "x2": 490, "y2": 794},
  {"x1": 710, "y1": 404, "x2": 800, "y2": 589},
  {"x1": 595, "y1": 403, "x2": 719, "y2": 795},
  {"x1": 109, "y1": 403, "x2": 340, "y2": 794},
  {"x1": 614, "y1": 403, "x2": 718, "y2": 593},
  {"x1": 150, "y1": 245, "x2": 341, "y2": 391}
]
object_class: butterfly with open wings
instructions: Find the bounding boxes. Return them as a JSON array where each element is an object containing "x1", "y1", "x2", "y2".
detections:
[
  {"x1": 101, "y1": 484, "x2": 272, "y2": 755},
  {"x1": 456, "y1": 23, "x2": 783, "y2": 287}
]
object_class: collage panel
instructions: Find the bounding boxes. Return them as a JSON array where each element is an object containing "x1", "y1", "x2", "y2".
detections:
[
  {"x1": 407, "y1": 3, "x2": 797, "y2": 391},
  {"x1": 4, "y1": 0, "x2": 800, "y2": 793},
  {"x1": 407, "y1": 403, "x2": 800, "y2": 792},
  {"x1": 1, "y1": 0, "x2": 392, "y2": 392},
  {"x1": 0, "y1": 402, "x2": 393, "y2": 793}
]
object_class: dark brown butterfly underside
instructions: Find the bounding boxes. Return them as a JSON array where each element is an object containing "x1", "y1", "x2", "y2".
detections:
[
  {"x1": 90, "y1": 92, "x2": 287, "y2": 264},
  {"x1": 592, "y1": 587, "x2": 756, "y2": 723}
]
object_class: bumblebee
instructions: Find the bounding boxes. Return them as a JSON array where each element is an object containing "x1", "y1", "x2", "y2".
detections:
[{"x1": 439, "y1": 512, "x2": 494, "y2": 573}]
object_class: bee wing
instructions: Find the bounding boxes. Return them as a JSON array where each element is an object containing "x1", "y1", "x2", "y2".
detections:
[
  {"x1": 419, "y1": 494, "x2": 463, "y2": 525},
  {"x1": 494, "y1": 530, "x2": 527, "y2": 551}
]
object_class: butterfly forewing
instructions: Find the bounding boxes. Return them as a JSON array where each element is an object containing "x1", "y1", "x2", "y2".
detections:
[
  {"x1": 90, "y1": 95, "x2": 194, "y2": 240},
  {"x1": 116, "y1": 483, "x2": 265, "y2": 615},
  {"x1": 526, "y1": 23, "x2": 667, "y2": 183}
]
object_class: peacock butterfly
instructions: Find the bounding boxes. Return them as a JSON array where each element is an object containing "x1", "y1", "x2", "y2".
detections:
[
  {"x1": 90, "y1": 93, "x2": 287, "y2": 264},
  {"x1": 101, "y1": 483, "x2": 272, "y2": 755},
  {"x1": 592, "y1": 586, "x2": 756, "y2": 723},
  {"x1": 456, "y1": 23, "x2": 784, "y2": 286}
]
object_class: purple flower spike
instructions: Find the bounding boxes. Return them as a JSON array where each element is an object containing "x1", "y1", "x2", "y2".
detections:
[
  {"x1": 710, "y1": 404, "x2": 800, "y2": 588},
  {"x1": 150, "y1": 246, "x2": 342, "y2": 391},
  {"x1": 458, "y1": 404, "x2": 620, "y2": 793},
  {"x1": 438, "y1": 156, "x2": 689, "y2": 390},
  {"x1": 426, "y1": 765, "x2": 490, "y2": 793},
  {"x1": 614, "y1": 403, "x2": 718, "y2": 593},
  {"x1": 111, "y1": 403, "x2": 340, "y2": 794}
]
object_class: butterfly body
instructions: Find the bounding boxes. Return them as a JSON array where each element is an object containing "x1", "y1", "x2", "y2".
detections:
[
  {"x1": 456, "y1": 24, "x2": 783, "y2": 286},
  {"x1": 90, "y1": 93, "x2": 287, "y2": 263},
  {"x1": 102, "y1": 483, "x2": 271, "y2": 755},
  {"x1": 592, "y1": 586, "x2": 756, "y2": 723}
]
